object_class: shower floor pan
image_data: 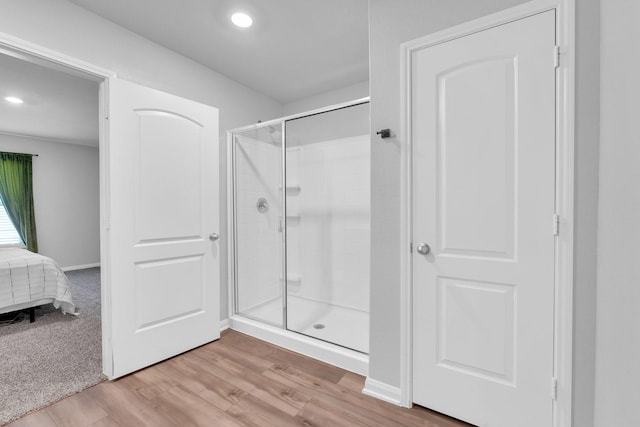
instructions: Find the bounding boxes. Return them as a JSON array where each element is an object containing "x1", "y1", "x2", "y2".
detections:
[{"x1": 242, "y1": 295, "x2": 369, "y2": 354}]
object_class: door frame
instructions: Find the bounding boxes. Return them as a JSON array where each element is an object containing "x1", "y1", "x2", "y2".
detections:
[
  {"x1": 399, "y1": 1, "x2": 575, "y2": 426},
  {"x1": 0, "y1": 31, "x2": 118, "y2": 377}
]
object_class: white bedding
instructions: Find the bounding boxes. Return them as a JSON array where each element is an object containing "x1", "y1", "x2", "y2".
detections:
[{"x1": 0, "y1": 248, "x2": 76, "y2": 315}]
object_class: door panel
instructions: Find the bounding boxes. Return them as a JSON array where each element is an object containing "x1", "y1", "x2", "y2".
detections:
[
  {"x1": 108, "y1": 79, "x2": 220, "y2": 378},
  {"x1": 437, "y1": 278, "x2": 516, "y2": 384},
  {"x1": 135, "y1": 111, "x2": 204, "y2": 242},
  {"x1": 134, "y1": 255, "x2": 205, "y2": 329},
  {"x1": 412, "y1": 11, "x2": 556, "y2": 427},
  {"x1": 437, "y1": 57, "x2": 516, "y2": 259}
]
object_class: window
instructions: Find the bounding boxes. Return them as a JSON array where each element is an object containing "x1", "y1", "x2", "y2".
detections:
[{"x1": 0, "y1": 196, "x2": 23, "y2": 245}]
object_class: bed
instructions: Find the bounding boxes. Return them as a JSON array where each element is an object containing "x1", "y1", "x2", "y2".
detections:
[{"x1": 0, "y1": 247, "x2": 77, "y2": 321}]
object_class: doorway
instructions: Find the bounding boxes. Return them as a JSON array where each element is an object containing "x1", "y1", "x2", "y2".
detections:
[{"x1": 0, "y1": 48, "x2": 103, "y2": 424}]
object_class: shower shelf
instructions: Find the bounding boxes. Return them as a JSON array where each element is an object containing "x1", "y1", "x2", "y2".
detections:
[
  {"x1": 280, "y1": 184, "x2": 301, "y2": 195},
  {"x1": 280, "y1": 275, "x2": 301, "y2": 284},
  {"x1": 281, "y1": 275, "x2": 302, "y2": 292},
  {"x1": 286, "y1": 215, "x2": 302, "y2": 225}
]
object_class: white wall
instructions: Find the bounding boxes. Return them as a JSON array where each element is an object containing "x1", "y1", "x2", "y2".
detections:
[
  {"x1": 282, "y1": 80, "x2": 369, "y2": 116},
  {"x1": 0, "y1": 134, "x2": 99, "y2": 268},
  {"x1": 287, "y1": 101, "x2": 370, "y2": 147},
  {"x1": 573, "y1": 1, "x2": 601, "y2": 425},
  {"x1": 594, "y1": 1, "x2": 640, "y2": 425},
  {"x1": 0, "y1": 0, "x2": 284, "y2": 319}
]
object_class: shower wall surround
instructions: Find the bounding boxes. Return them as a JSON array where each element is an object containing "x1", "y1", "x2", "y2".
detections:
[{"x1": 286, "y1": 135, "x2": 370, "y2": 311}]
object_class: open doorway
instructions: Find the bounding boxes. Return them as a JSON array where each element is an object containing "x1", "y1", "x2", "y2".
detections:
[
  {"x1": 0, "y1": 49, "x2": 103, "y2": 424},
  {"x1": 0, "y1": 37, "x2": 224, "y2": 421}
]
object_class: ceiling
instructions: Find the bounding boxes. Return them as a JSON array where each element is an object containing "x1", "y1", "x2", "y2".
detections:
[
  {"x1": 68, "y1": 0, "x2": 370, "y2": 104},
  {"x1": 0, "y1": 1, "x2": 368, "y2": 146},
  {"x1": 0, "y1": 53, "x2": 99, "y2": 146}
]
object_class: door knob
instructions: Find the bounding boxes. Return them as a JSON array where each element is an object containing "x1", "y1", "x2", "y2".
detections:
[
  {"x1": 416, "y1": 242, "x2": 431, "y2": 255},
  {"x1": 209, "y1": 233, "x2": 220, "y2": 242}
]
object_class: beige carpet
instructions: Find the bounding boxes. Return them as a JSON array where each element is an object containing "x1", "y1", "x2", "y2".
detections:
[{"x1": 0, "y1": 268, "x2": 104, "y2": 425}]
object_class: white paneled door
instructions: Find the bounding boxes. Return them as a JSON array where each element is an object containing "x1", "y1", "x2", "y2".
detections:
[
  {"x1": 108, "y1": 79, "x2": 220, "y2": 378},
  {"x1": 411, "y1": 11, "x2": 556, "y2": 427}
]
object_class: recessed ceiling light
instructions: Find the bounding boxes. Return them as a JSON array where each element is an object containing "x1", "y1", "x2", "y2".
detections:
[
  {"x1": 4, "y1": 96, "x2": 24, "y2": 104},
  {"x1": 231, "y1": 12, "x2": 253, "y2": 28}
]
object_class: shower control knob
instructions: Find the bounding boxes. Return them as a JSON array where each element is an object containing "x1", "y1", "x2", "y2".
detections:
[
  {"x1": 257, "y1": 197, "x2": 269, "y2": 213},
  {"x1": 416, "y1": 242, "x2": 431, "y2": 255},
  {"x1": 209, "y1": 233, "x2": 220, "y2": 242}
]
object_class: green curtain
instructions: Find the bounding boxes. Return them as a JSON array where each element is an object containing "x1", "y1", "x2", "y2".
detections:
[{"x1": 0, "y1": 152, "x2": 38, "y2": 252}]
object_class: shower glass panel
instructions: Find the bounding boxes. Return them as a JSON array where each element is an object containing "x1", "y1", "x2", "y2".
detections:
[
  {"x1": 284, "y1": 102, "x2": 370, "y2": 353},
  {"x1": 232, "y1": 124, "x2": 284, "y2": 327}
]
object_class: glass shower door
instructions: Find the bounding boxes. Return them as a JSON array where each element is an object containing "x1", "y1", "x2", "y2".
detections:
[
  {"x1": 284, "y1": 102, "x2": 370, "y2": 353},
  {"x1": 232, "y1": 124, "x2": 284, "y2": 327}
]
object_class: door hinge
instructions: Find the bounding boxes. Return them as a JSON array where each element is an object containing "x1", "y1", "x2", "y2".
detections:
[
  {"x1": 551, "y1": 377, "x2": 558, "y2": 400},
  {"x1": 410, "y1": 242, "x2": 413, "y2": 253},
  {"x1": 553, "y1": 213, "x2": 560, "y2": 236},
  {"x1": 554, "y1": 45, "x2": 560, "y2": 68}
]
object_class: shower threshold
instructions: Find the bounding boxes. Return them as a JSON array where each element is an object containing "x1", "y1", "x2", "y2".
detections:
[
  {"x1": 241, "y1": 296, "x2": 369, "y2": 353},
  {"x1": 229, "y1": 314, "x2": 369, "y2": 376}
]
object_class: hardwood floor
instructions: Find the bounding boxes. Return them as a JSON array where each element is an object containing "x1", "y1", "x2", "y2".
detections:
[{"x1": 8, "y1": 330, "x2": 472, "y2": 427}]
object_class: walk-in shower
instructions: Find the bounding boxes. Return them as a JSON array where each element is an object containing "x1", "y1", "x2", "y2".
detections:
[{"x1": 228, "y1": 99, "x2": 370, "y2": 372}]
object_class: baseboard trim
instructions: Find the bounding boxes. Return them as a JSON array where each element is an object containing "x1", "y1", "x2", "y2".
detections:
[
  {"x1": 220, "y1": 318, "x2": 230, "y2": 332},
  {"x1": 62, "y1": 263, "x2": 100, "y2": 272},
  {"x1": 362, "y1": 378, "x2": 403, "y2": 406}
]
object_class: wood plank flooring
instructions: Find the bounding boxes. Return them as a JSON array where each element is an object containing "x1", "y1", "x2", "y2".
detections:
[{"x1": 8, "y1": 330, "x2": 473, "y2": 427}]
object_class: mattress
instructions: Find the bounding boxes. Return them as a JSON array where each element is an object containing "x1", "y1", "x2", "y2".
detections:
[{"x1": 0, "y1": 248, "x2": 76, "y2": 315}]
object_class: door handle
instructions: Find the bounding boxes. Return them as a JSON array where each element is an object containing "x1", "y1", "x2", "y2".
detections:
[
  {"x1": 209, "y1": 233, "x2": 220, "y2": 242},
  {"x1": 416, "y1": 242, "x2": 431, "y2": 255}
]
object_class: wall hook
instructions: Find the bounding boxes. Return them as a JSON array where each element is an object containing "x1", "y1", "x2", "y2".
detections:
[{"x1": 376, "y1": 128, "x2": 391, "y2": 139}]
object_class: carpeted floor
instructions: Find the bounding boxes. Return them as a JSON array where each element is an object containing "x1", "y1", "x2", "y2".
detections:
[{"x1": 0, "y1": 267, "x2": 104, "y2": 426}]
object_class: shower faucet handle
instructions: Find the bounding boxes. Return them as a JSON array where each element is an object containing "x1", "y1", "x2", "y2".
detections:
[{"x1": 257, "y1": 197, "x2": 269, "y2": 213}]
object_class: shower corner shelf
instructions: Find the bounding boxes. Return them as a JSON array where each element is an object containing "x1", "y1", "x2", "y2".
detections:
[
  {"x1": 281, "y1": 275, "x2": 302, "y2": 292},
  {"x1": 286, "y1": 215, "x2": 302, "y2": 225},
  {"x1": 281, "y1": 274, "x2": 302, "y2": 284},
  {"x1": 280, "y1": 184, "x2": 302, "y2": 195}
]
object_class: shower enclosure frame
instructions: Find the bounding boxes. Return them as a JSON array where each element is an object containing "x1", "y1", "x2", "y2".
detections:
[{"x1": 226, "y1": 97, "x2": 370, "y2": 374}]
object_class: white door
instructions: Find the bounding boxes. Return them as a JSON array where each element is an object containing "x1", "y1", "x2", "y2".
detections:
[
  {"x1": 107, "y1": 78, "x2": 220, "y2": 378},
  {"x1": 412, "y1": 11, "x2": 556, "y2": 427}
]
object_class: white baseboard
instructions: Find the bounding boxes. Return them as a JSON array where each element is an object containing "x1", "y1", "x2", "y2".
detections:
[
  {"x1": 219, "y1": 318, "x2": 230, "y2": 332},
  {"x1": 62, "y1": 262, "x2": 100, "y2": 272},
  {"x1": 362, "y1": 377, "x2": 403, "y2": 406}
]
